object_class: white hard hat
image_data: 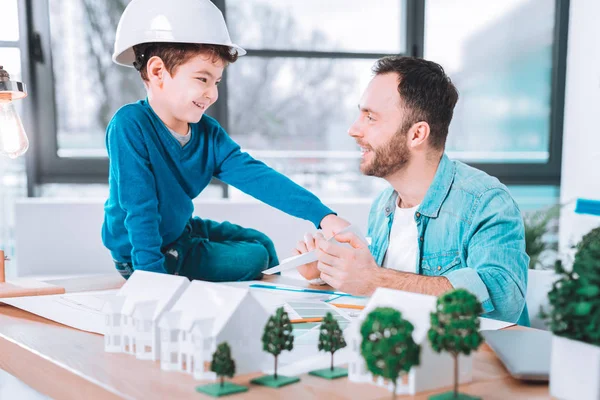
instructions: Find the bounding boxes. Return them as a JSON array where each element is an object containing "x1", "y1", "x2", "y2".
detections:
[{"x1": 112, "y1": 0, "x2": 246, "y2": 67}]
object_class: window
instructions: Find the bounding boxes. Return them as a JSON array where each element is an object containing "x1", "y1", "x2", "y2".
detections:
[
  {"x1": 0, "y1": 0, "x2": 27, "y2": 253},
  {"x1": 424, "y1": 0, "x2": 568, "y2": 184},
  {"x1": 26, "y1": 0, "x2": 421, "y2": 197},
  {"x1": 223, "y1": 0, "x2": 420, "y2": 199},
  {"x1": 24, "y1": 0, "x2": 567, "y2": 198}
]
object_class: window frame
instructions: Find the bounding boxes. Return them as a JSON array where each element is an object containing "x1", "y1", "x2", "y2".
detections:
[{"x1": 20, "y1": 0, "x2": 566, "y2": 197}]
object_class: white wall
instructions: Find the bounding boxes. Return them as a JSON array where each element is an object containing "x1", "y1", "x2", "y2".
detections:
[
  {"x1": 559, "y1": 0, "x2": 600, "y2": 252},
  {"x1": 14, "y1": 199, "x2": 370, "y2": 278}
]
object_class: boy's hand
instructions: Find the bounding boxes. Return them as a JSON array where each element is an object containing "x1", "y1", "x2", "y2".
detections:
[
  {"x1": 294, "y1": 232, "x2": 320, "y2": 280},
  {"x1": 319, "y1": 214, "x2": 351, "y2": 238}
]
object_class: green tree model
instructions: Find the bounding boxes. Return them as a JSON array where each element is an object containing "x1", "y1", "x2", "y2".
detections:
[
  {"x1": 428, "y1": 289, "x2": 483, "y2": 400},
  {"x1": 360, "y1": 307, "x2": 421, "y2": 398},
  {"x1": 210, "y1": 342, "x2": 235, "y2": 388},
  {"x1": 261, "y1": 306, "x2": 294, "y2": 380},
  {"x1": 318, "y1": 312, "x2": 347, "y2": 371}
]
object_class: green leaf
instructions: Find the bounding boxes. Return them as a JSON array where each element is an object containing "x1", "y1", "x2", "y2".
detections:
[
  {"x1": 574, "y1": 302, "x2": 592, "y2": 316},
  {"x1": 576, "y1": 285, "x2": 600, "y2": 297}
]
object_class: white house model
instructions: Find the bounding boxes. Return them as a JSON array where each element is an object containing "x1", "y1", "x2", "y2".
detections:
[
  {"x1": 347, "y1": 288, "x2": 473, "y2": 395},
  {"x1": 102, "y1": 270, "x2": 190, "y2": 361},
  {"x1": 158, "y1": 280, "x2": 270, "y2": 380}
]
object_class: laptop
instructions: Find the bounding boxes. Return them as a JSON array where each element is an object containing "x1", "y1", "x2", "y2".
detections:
[{"x1": 481, "y1": 329, "x2": 552, "y2": 381}]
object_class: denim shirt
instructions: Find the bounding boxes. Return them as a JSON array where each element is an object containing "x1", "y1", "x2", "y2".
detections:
[{"x1": 367, "y1": 154, "x2": 530, "y2": 325}]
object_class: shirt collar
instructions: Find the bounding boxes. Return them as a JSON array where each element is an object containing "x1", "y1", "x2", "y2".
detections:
[{"x1": 380, "y1": 153, "x2": 456, "y2": 219}]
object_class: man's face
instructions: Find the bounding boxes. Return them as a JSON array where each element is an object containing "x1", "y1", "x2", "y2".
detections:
[
  {"x1": 348, "y1": 73, "x2": 410, "y2": 178},
  {"x1": 160, "y1": 52, "x2": 224, "y2": 123}
]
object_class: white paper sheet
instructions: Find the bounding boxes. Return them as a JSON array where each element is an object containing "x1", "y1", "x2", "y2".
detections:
[
  {"x1": 262, "y1": 225, "x2": 369, "y2": 275},
  {"x1": 1, "y1": 289, "x2": 118, "y2": 334},
  {"x1": 479, "y1": 317, "x2": 515, "y2": 331}
]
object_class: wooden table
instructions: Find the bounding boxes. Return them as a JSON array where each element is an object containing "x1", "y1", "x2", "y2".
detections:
[{"x1": 0, "y1": 275, "x2": 550, "y2": 399}]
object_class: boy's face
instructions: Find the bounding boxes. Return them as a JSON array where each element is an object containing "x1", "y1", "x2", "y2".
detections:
[{"x1": 158, "y1": 52, "x2": 225, "y2": 123}]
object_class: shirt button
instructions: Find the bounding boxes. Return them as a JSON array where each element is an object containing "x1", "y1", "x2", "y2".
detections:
[
  {"x1": 415, "y1": 212, "x2": 421, "y2": 218},
  {"x1": 437, "y1": 266, "x2": 442, "y2": 271},
  {"x1": 385, "y1": 207, "x2": 390, "y2": 213},
  {"x1": 420, "y1": 237, "x2": 424, "y2": 242}
]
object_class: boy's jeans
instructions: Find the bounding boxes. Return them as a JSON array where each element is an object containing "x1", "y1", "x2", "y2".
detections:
[{"x1": 114, "y1": 217, "x2": 279, "y2": 282}]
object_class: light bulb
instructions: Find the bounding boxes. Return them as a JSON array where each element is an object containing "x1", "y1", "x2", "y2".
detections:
[{"x1": 0, "y1": 101, "x2": 29, "y2": 159}]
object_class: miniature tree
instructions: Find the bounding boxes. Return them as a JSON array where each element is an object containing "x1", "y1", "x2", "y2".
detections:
[
  {"x1": 319, "y1": 312, "x2": 347, "y2": 370},
  {"x1": 428, "y1": 289, "x2": 483, "y2": 400},
  {"x1": 309, "y1": 312, "x2": 348, "y2": 379},
  {"x1": 211, "y1": 342, "x2": 235, "y2": 388},
  {"x1": 262, "y1": 306, "x2": 294, "y2": 379},
  {"x1": 251, "y1": 306, "x2": 300, "y2": 388},
  {"x1": 360, "y1": 307, "x2": 421, "y2": 398},
  {"x1": 196, "y1": 341, "x2": 248, "y2": 397}
]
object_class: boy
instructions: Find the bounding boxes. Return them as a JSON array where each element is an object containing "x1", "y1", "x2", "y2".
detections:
[{"x1": 103, "y1": 0, "x2": 348, "y2": 281}]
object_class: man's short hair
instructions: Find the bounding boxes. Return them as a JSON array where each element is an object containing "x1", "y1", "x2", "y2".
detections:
[
  {"x1": 372, "y1": 56, "x2": 459, "y2": 150},
  {"x1": 132, "y1": 42, "x2": 239, "y2": 81}
]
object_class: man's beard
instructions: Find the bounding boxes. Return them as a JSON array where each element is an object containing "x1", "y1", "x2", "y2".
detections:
[{"x1": 361, "y1": 127, "x2": 410, "y2": 178}]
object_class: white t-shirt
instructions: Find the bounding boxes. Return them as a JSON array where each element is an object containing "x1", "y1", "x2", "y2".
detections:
[
  {"x1": 168, "y1": 125, "x2": 192, "y2": 147},
  {"x1": 382, "y1": 203, "x2": 420, "y2": 273}
]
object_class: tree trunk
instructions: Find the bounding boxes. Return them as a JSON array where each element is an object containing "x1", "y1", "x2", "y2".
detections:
[
  {"x1": 220, "y1": 376, "x2": 224, "y2": 388},
  {"x1": 331, "y1": 352, "x2": 334, "y2": 371},
  {"x1": 274, "y1": 356, "x2": 278, "y2": 380},
  {"x1": 392, "y1": 381, "x2": 397, "y2": 400},
  {"x1": 454, "y1": 353, "x2": 458, "y2": 398}
]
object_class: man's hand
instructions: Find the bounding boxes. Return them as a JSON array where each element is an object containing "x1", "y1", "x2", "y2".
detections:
[
  {"x1": 294, "y1": 233, "x2": 320, "y2": 280},
  {"x1": 315, "y1": 230, "x2": 379, "y2": 296},
  {"x1": 319, "y1": 214, "x2": 351, "y2": 238}
]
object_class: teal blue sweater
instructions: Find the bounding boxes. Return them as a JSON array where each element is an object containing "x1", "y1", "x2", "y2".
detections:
[{"x1": 102, "y1": 100, "x2": 334, "y2": 273}]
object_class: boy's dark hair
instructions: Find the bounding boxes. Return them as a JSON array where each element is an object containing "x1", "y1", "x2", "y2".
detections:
[
  {"x1": 132, "y1": 42, "x2": 239, "y2": 81},
  {"x1": 372, "y1": 56, "x2": 459, "y2": 150}
]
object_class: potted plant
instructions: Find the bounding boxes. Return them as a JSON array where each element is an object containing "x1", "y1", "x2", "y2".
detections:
[
  {"x1": 523, "y1": 204, "x2": 561, "y2": 270},
  {"x1": 543, "y1": 226, "x2": 600, "y2": 400},
  {"x1": 360, "y1": 307, "x2": 420, "y2": 399}
]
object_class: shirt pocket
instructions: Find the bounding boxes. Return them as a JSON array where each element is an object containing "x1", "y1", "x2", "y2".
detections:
[{"x1": 421, "y1": 251, "x2": 461, "y2": 276}]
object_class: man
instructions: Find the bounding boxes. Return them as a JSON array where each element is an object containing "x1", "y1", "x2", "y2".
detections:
[{"x1": 296, "y1": 56, "x2": 529, "y2": 324}]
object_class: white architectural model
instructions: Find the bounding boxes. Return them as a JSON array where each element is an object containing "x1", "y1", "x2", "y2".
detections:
[
  {"x1": 347, "y1": 288, "x2": 473, "y2": 395},
  {"x1": 158, "y1": 281, "x2": 270, "y2": 380},
  {"x1": 103, "y1": 270, "x2": 190, "y2": 360}
]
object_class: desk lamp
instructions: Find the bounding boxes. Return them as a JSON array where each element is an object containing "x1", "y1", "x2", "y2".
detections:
[{"x1": 0, "y1": 65, "x2": 64, "y2": 298}]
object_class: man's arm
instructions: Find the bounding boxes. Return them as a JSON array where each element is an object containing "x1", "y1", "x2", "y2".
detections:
[
  {"x1": 445, "y1": 188, "x2": 529, "y2": 322},
  {"x1": 368, "y1": 269, "x2": 454, "y2": 297}
]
